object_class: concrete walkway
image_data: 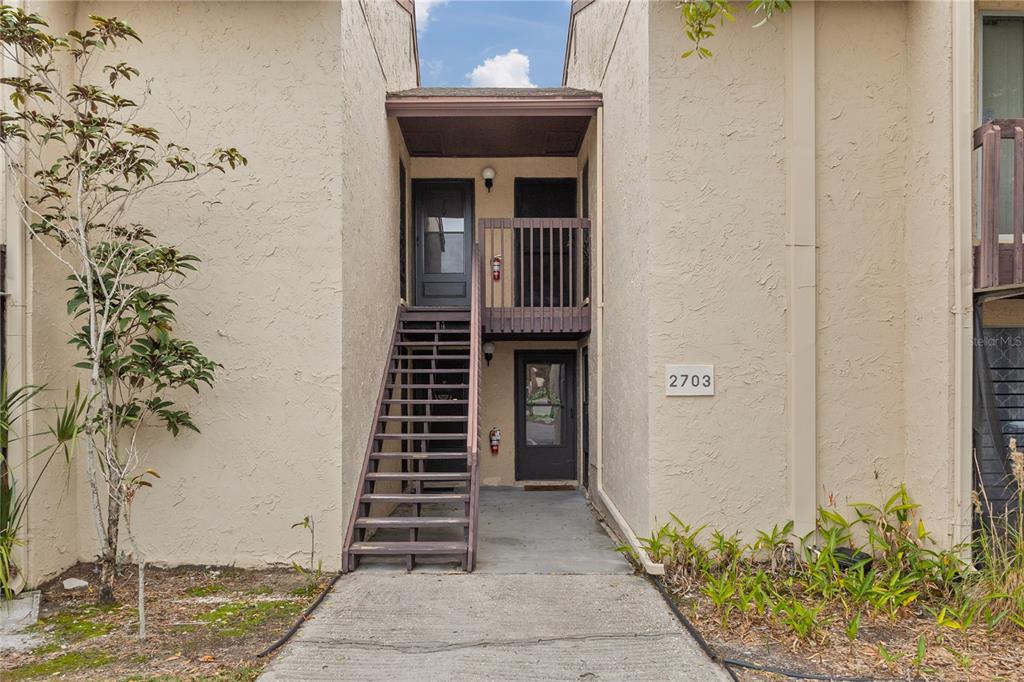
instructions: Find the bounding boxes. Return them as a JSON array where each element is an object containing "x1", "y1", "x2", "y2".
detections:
[{"x1": 260, "y1": 488, "x2": 729, "y2": 681}]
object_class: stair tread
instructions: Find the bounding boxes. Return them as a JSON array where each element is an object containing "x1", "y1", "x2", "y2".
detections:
[
  {"x1": 379, "y1": 415, "x2": 468, "y2": 421},
  {"x1": 348, "y1": 541, "x2": 468, "y2": 554},
  {"x1": 395, "y1": 341, "x2": 470, "y2": 347},
  {"x1": 355, "y1": 516, "x2": 469, "y2": 527},
  {"x1": 366, "y1": 471, "x2": 471, "y2": 480},
  {"x1": 376, "y1": 433, "x2": 467, "y2": 439},
  {"x1": 370, "y1": 452, "x2": 467, "y2": 459},
  {"x1": 361, "y1": 493, "x2": 469, "y2": 502},
  {"x1": 382, "y1": 399, "x2": 469, "y2": 404},
  {"x1": 388, "y1": 368, "x2": 469, "y2": 374}
]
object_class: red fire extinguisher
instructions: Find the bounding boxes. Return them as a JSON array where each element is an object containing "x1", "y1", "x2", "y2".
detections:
[
  {"x1": 491, "y1": 255, "x2": 503, "y2": 281},
  {"x1": 489, "y1": 427, "x2": 501, "y2": 455}
]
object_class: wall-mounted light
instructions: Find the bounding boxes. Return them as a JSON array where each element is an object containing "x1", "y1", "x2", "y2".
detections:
[
  {"x1": 483, "y1": 341, "x2": 495, "y2": 366},
  {"x1": 482, "y1": 166, "x2": 496, "y2": 193}
]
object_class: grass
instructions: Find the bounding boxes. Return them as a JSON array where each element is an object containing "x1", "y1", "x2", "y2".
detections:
[
  {"x1": 194, "y1": 599, "x2": 304, "y2": 638},
  {"x1": 6, "y1": 649, "x2": 114, "y2": 680},
  {"x1": 185, "y1": 583, "x2": 226, "y2": 597},
  {"x1": 34, "y1": 603, "x2": 118, "y2": 641}
]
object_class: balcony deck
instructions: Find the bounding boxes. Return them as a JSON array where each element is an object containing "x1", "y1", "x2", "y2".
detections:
[{"x1": 477, "y1": 218, "x2": 591, "y2": 338}]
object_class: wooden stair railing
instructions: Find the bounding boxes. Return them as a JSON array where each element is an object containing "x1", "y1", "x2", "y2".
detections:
[
  {"x1": 466, "y1": 240, "x2": 482, "y2": 570},
  {"x1": 341, "y1": 292, "x2": 482, "y2": 571}
]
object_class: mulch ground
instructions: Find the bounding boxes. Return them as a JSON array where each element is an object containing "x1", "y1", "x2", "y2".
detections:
[
  {"x1": 665, "y1": 583, "x2": 1024, "y2": 681},
  {"x1": 1, "y1": 562, "x2": 328, "y2": 681}
]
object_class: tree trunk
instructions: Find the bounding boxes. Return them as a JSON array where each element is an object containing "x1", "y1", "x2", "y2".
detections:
[{"x1": 97, "y1": 493, "x2": 121, "y2": 604}]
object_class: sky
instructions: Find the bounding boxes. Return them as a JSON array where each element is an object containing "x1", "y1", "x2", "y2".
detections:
[{"x1": 416, "y1": 1, "x2": 571, "y2": 88}]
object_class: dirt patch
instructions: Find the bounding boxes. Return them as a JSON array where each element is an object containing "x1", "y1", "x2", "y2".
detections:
[
  {"x1": 666, "y1": 585, "x2": 1024, "y2": 681},
  {"x1": 1, "y1": 562, "x2": 328, "y2": 681}
]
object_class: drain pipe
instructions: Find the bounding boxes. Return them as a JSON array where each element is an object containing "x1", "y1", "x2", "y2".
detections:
[{"x1": 590, "y1": 107, "x2": 664, "y2": 576}]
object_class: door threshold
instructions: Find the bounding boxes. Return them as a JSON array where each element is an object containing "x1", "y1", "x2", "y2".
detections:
[{"x1": 521, "y1": 483, "x2": 577, "y2": 492}]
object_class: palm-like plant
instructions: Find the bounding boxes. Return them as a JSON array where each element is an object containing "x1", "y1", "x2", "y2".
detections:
[{"x1": 0, "y1": 379, "x2": 86, "y2": 600}]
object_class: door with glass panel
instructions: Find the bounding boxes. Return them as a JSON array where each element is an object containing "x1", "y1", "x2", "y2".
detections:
[
  {"x1": 515, "y1": 351, "x2": 577, "y2": 481},
  {"x1": 413, "y1": 180, "x2": 474, "y2": 307}
]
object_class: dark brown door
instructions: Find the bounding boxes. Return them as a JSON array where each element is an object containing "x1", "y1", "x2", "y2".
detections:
[
  {"x1": 413, "y1": 180, "x2": 474, "y2": 307},
  {"x1": 513, "y1": 178, "x2": 577, "y2": 307},
  {"x1": 515, "y1": 350, "x2": 577, "y2": 481}
]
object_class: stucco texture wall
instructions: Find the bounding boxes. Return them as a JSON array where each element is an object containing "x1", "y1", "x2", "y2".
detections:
[
  {"x1": 647, "y1": 0, "x2": 790, "y2": 534},
  {"x1": 339, "y1": 0, "x2": 416, "y2": 550},
  {"x1": 572, "y1": 0, "x2": 964, "y2": 544},
  {"x1": 813, "y1": 1, "x2": 908, "y2": 510},
  {"x1": 566, "y1": 0, "x2": 651, "y2": 533},
  {"x1": 21, "y1": 1, "x2": 416, "y2": 578},
  {"x1": 20, "y1": 0, "x2": 82, "y2": 585},
  {"x1": 902, "y1": 0, "x2": 963, "y2": 543}
]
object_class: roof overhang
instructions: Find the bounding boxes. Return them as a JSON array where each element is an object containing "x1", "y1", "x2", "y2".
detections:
[
  {"x1": 386, "y1": 95, "x2": 602, "y2": 118},
  {"x1": 386, "y1": 88, "x2": 602, "y2": 158}
]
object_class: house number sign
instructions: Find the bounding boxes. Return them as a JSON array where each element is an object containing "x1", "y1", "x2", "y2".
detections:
[{"x1": 665, "y1": 364, "x2": 714, "y2": 396}]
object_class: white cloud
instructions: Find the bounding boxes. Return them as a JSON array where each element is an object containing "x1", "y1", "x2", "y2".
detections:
[
  {"x1": 416, "y1": 0, "x2": 447, "y2": 30},
  {"x1": 466, "y1": 49, "x2": 536, "y2": 88}
]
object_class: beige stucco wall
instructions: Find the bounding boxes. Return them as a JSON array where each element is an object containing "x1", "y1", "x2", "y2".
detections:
[
  {"x1": 813, "y1": 1, "x2": 908, "y2": 511},
  {"x1": 339, "y1": 0, "x2": 417, "y2": 545},
  {"x1": 18, "y1": 0, "x2": 82, "y2": 585},
  {"x1": 566, "y1": 0, "x2": 651, "y2": 533},
  {"x1": 18, "y1": 0, "x2": 416, "y2": 581},
  {"x1": 902, "y1": 0, "x2": 966, "y2": 544},
  {"x1": 646, "y1": 0, "x2": 790, "y2": 533},
  {"x1": 409, "y1": 156, "x2": 578, "y2": 219},
  {"x1": 571, "y1": 0, "x2": 969, "y2": 544}
]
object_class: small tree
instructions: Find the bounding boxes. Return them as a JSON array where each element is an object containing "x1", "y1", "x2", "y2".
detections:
[
  {"x1": 0, "y1": 8, "x2": 245, "y2": 604},
  {"x1": 679, "y1": 0, "x2": 790, "y2": 58}
]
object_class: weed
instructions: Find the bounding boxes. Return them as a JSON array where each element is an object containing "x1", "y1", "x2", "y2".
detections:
[
  {"x1": 186, "y1": 583, "x2": 226, "y2": 597},
  {"x1": 195, "y1": 599, "x2": 304, "y2": 637},
  {"x1": 943, "y1": 645, "x2": 971, "y2": 670},
  {"x1": 34, "y1": 604, "x2": 117, "y2": 641},
  {"x1": 6, "y1": 649, "x2": 114, "y2": 680},
  {"x1": 845, "y1": 612, "x2": 860, "y2": 641}
]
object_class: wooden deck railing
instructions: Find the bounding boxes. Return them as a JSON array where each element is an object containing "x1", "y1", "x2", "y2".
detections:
[
  {"x1": 478, "y1": 218, "x2": 591, "y2": 335},
  {"x1": 975, "y1": 120, "x2": 1024, "y2": 291},
  {"x1": 466, "y1": 240, "x2": 482, "y2": 571}
]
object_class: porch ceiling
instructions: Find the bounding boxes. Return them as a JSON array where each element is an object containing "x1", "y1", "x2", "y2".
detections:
[{"x1": 386, "y1": 87, "x2": 601, "y2": 158}]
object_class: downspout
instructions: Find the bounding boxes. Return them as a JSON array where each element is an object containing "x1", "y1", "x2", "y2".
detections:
[
  {"x1": 786, "y1": 2, "x2": 817, "y2": 538},
  {"x1": 591, "y1": 106, "x2": 665, "y2": 576},
  {"x1": 950, "y1": 0, "x2": 974, "y2": 546}
]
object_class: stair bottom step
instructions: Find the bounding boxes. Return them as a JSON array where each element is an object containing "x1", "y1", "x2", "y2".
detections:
[
  {"x1": 355, "y1": 516, "x2": 469, "y2": 528},
  {"x1": 348, "y1": 541, "x2": 467, "y2": 555}
]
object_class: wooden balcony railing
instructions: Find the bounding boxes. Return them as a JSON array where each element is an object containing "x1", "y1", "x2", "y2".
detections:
[
  {"x1": 975, "y1": 120, "x2": 1024, "y2": 291},
  {"x1": 478, "y1": 218, "x2": 591, "y2": 336}
]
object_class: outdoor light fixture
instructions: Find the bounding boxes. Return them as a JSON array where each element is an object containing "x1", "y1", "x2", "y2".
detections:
[
  {"x1": 482, "y1": 166, "x2": 496, "y2": 192},
  {"x1": 483, "y1": 341, "x2": 495, "y2": 366}
]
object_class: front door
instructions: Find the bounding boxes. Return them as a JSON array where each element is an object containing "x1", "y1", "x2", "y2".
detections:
[
  {"x1": 515, "y1": 351, "x2": 577, "y2": 480},
  {"x1": 413, "y1": 180, "x2": 474, "y2": 307}
]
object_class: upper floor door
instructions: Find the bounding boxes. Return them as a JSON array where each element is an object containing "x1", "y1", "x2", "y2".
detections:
[{"x1": 413, "y1": 180, "x2": 475, "y2": 307}]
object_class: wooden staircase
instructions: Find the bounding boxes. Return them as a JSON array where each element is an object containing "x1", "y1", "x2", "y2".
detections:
[{"x1": 342, "y1": 301, "x2": 482, "y2": 572}]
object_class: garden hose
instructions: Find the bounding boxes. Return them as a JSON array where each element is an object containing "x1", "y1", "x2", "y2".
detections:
[{"x1": 255, "y1": 571, "x2": 342, "y2": 659}]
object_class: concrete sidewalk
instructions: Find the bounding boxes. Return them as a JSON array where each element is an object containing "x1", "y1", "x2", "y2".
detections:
[{"x1": 259, "y1": 488, "x2": 729, "y2": 681}]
